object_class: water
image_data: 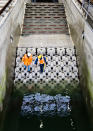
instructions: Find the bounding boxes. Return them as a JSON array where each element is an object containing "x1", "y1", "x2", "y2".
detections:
[
  {"x1": 21, "y1": 94, "x2": 71, "y2": 117},
  {"x1": 0, "y1": 91, "x2": 92, "y2": 131}
]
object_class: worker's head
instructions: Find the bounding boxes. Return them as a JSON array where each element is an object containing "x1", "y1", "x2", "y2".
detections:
[
  {"x1": 38, "y1": 55, "x2": 42, "y2": 60},
  {"x1": 27, "y1": 52, "x2": 31, "y2": 57}
]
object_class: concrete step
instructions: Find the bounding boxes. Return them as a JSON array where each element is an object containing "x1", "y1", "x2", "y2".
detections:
[
  {"x1": 26, "y1": 3, "x2": 64, "y2": 6},
  {"x1": 25, "y1": 8, "x2": 65, "y2": 11},
  {"x1": 18, "y1": 34, "x2": 74, "y2": 48},
  {"x1": 24, "y1": 13, "x2": 66, "y2": 16},
  {"x1": 22, "y1": 3, "x2": 69, "y2": 35}
]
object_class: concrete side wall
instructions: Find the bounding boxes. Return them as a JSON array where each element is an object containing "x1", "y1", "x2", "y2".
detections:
[
  {"x1": 61, "y1": 0, "x2": 93, "y2": 117},
  {"x1": 0, "y1": 0, "x2": 25, "y2": 111},
  {"x1": 25, "y1": 0, "x2": 31, "y2": 3},
  {"x1": 58, "y1": 0, "x2": 63, "y2": 3}
]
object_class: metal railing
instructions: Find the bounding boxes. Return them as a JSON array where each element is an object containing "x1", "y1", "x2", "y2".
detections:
[
  {"x1": 82, "y1": 1, "x2": 93, "y2": 28},
  {"x1": 0, "y1": 0, "x2": 12, "y2": 15},
  {"x1": 77, "y1": 0, "x2": 93, "y2": 29}
]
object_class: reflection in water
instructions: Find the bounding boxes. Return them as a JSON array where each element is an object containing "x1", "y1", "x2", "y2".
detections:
[
  {"x1": 1, "y1": 92, "x2": 92, "y2": 131},
  {"x1": 70, "y1": 118, "x2": 76, "y2": 130},
  {"x1": 21, "y1": 93, "x2": 71, "y2": 117},
  {"x1": 40, "y1": 120, "x2": 43, "y2": 128}
]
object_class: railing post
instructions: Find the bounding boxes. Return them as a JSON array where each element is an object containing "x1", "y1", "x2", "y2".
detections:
[{"x1": 82, "y1": 0, "x2": 85, "y2": 8}]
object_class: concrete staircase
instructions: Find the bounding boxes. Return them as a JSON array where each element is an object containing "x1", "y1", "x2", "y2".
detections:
[
  {"x1": 22, "y1": 3, "x2": 69, "y2": 35},
  {"x1": 15, "y1": 2, "x2": 79, "y2": 93}
]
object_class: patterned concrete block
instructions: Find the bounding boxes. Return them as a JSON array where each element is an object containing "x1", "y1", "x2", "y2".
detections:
[{"x1": 14, "y1": 47, "x2": 79, "y2": 87}]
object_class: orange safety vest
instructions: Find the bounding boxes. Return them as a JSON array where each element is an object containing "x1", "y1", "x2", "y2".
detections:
[
  {"x1": 22, "y1": 54, "x2": 33, "y2": 66},
  {"x1": 39, "y1": 58, "x2": 45, "y2": 64}
]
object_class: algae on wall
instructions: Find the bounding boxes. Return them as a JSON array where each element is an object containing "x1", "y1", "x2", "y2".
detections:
[
  {"x1": 0, "y1": 0, "x2": 25, "y2": 111},
  {"x1": 64, "y1": 0, "x2": 93, "y2": 118},
  {"x1": 14, "y1": 79, "x2": 80, "y2": 101},
  {"x1": 0, "y1": 74, "x2": 6, "y2": 111}
]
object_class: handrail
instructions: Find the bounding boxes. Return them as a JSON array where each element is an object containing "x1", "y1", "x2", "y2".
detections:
[
  {"x1": 0, "y1": 0, "x2": 12, "y2": 15},
  {"x1": 77, "y1": 0, "x2": 93, "y2": 28},
  {"x1": 82, "y1": 6, "x2": 93, "y2": 21},
  {"x1": 82, "y1": 3, "x2": 93, "y2": 29}
]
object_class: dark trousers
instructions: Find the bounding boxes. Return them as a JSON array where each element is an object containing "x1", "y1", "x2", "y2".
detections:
[{"x1": 40, "y1": 64, "x2": 44, "y2": 73}]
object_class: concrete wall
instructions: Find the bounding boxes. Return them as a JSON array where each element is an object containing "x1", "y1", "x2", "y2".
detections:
[
  {"x1": 0, "y1": 0, "x2": 25, "y2": 111},
  {"x1": 25, "y1": 0, "x2": 31, "y2": 3},
  {"x1": 60, "y1": 0, "x2": 93, "y2": 120}
]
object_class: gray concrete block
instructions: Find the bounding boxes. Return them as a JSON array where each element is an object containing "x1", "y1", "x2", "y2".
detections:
[{"x1": 14, "y1": 47, "x2": 79, "y2": 86}]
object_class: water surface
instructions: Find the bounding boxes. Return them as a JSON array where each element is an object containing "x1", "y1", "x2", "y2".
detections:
[{"x1": 1, "y1": 91, "x2": 92, "y2": 131}]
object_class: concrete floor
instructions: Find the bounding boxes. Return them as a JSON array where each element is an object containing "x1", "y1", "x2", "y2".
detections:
[{"x1": 18, "y1": 34, "x2": 74, "y2": 48}]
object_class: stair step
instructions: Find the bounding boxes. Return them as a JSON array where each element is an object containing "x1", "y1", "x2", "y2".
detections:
[
  {"x1": 26, "y1": 3, "x2": 64, "y2": 5},
  {"x1": 25, "y1": 9, "x2": 65, "y2": 12},
  {"x1": 22, "y1": 31, "x2": 69, "y2": 35}
]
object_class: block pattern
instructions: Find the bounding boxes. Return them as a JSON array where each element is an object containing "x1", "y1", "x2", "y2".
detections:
[{"x1": 14, "y1": 47, "x2": 79, "y2": 88}]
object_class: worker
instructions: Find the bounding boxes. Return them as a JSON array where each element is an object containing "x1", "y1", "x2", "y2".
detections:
[
  {"x1": 34, "y1": 55, "x2": 47, "y2": 73},
  {"x1": 22, "y1": 52, "x2": 33, "y2": 72}
]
